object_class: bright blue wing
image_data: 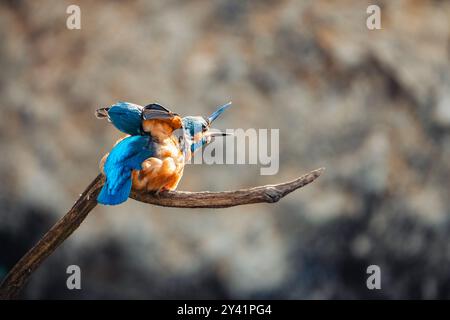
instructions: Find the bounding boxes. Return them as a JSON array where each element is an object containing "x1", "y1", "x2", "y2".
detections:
[
  {"x1": 98, "y1": 135, "x2": 155, "y2": 205},
  {"x1": 107, "y1": 102, "x2": 143, "y2": 135},
  {"x1": 207, "y1": 102, "x2": 232, "y2": 123}
]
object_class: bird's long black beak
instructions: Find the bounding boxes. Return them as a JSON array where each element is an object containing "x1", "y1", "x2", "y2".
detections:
[{"x1": 204, "y1": 130, "x2": 232, "y2": 138}]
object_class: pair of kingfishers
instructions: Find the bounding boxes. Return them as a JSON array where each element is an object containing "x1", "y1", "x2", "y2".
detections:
[{"x1": 95, "y1": 101, "x2": 232, "y2": 205}]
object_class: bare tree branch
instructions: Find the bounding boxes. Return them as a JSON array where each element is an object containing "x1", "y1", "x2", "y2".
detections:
[
  {"x1": 0, "y1": 167, "x2": 324, "y2": 299},
  {"x1": 130, "y1": 168, "x2": 325, "y2": 208}
]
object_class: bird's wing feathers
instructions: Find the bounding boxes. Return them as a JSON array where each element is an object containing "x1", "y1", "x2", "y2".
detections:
[
  {"x1": 142, "y1": 103, "x2": 179, "y2": 121},
  {"x1": 104, "y1": 135, "x2": 155, "y2": 173},
  {"x1": 99, "y1": 135, "x2": 155, "y2": 205},
  {"x1": 143, "y1": 103, "x2": 172, "y2": 113}
]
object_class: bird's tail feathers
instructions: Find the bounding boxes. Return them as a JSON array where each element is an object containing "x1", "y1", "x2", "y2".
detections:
[{"x1": 97, "y1": 174, "x2": 132, "y2": 205}]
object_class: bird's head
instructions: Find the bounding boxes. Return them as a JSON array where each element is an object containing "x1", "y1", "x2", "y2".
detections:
[
  {"x1": 95, "y1": 102, "x2": 144, "y2": 136},
  {"x1": 182, "y1": 102, "x2": 232, "y2": 155}
]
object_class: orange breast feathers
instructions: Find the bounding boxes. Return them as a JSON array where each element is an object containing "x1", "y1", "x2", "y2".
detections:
[
  {"x1": 133, "y1": 117, "x2": 185, "y2": 192},
  {"x1": 141, "y1": 117, "x2": 182, "y2": 141},
  {"x1": 132, "y1": 134, "x2": 185, "y2": 192}
]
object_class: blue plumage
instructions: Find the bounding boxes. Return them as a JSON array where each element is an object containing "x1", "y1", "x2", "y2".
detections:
[
  {"x1": 97, "y1": 135, "x2": 155, "y2": 205},
  {"x1": 182, "y1": 102, "x2": 232, "y2": 153},
  {"x1": 181, "y1": 118, "x2": 210, "y2": 153},
  {"x1": 96, "y1": 102, "x2": 143, "y2": 135},
  {"x1": 181, "y1": 116, "x2": 207, "y2": 138},
  {"x1": 207, "y1": 102, "x2": 232, "y2": 124}
]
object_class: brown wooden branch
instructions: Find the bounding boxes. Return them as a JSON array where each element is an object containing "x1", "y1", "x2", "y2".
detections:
[{"x1": 0, "y1": 167, "x2": 324, "y2": 299}]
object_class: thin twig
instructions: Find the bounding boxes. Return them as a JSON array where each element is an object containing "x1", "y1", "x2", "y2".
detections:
[{"x1": 0, "y1": 167, "x2": 324, "y2": 299}]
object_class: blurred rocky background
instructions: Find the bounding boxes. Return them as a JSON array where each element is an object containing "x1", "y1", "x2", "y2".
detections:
[{"x1": 1, "y1": 0, "x2": 450, "y2": 299}]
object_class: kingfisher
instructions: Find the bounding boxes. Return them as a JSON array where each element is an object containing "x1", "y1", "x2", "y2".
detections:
[{"x1": 96, "y1": 102, "x2": 231, "y2": 205}]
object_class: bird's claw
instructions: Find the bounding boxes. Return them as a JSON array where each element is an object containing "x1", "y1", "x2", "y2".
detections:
[{"x1": 154, "y1": 188, "x2": 168, "y2": 198}]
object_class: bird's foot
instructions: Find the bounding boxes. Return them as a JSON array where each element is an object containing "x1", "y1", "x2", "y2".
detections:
[{"x1": 154, "y1": 188, "x2": 169, "y2": 198}]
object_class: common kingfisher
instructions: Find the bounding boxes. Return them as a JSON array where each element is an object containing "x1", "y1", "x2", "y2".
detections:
[{"x1": 96, "y1": 102, "x2": 231, "y2": 205}]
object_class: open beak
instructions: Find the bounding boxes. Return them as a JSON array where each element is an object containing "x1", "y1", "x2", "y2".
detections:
[
  {"x1": 95, "y1": 107, "x2": 110, "y2": 119},
  {"x1": 207, "y1": 101, "x2": 232, "y2": 124}
]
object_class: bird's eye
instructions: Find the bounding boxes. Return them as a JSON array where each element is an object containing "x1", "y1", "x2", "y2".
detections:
[{"x1": 201, "y1": 124, "x2": 208, "y2": 132}]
